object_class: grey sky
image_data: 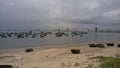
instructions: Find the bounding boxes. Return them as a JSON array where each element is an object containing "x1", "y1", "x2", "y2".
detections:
[{"x1": 0, "y1": 0, "x2": 120, "y2": 30}]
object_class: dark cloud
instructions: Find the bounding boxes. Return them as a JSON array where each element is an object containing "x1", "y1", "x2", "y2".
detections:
[{"x1": 0, "y1": 0, "x2": 120, "y2": 30}]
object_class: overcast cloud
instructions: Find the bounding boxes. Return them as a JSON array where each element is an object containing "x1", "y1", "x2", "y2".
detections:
[{"x1": 0, "y1": 0, "x2": 120, "y2": 30}]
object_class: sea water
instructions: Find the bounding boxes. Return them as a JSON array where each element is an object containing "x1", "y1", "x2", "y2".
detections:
[{"x1": 0, "y1": 32, "x2": 120, "y2": 49}]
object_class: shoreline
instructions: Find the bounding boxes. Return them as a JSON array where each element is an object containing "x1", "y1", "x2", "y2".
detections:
[
  {"x1": 0, "y1": 41, "x2": 119, "y2": 51},
  {"x1": 0, "y1": 43, "x2": 120, "y2": 68},
  {"x1": 0, "y1": 43, "x2": 87, "y2": 53}
]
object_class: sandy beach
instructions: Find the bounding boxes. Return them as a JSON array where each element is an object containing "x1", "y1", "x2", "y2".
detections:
[{"x1": 0, "y1": 43, "x2": 120, "y2": 68}]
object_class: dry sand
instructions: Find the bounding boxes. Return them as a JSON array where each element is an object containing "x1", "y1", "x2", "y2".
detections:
[{"x1": 0, "y1": 44, "x2": 120, "y2": 68}]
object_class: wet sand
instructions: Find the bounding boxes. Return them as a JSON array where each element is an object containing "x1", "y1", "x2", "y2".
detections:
[{"x1": 0, "y1": 43, "x2": 120, "y2": 68}]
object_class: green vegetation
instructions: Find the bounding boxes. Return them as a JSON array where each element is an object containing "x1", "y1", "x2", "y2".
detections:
[{"x1": 100, "y1": 57, "x2": 120, "y2": 68}]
